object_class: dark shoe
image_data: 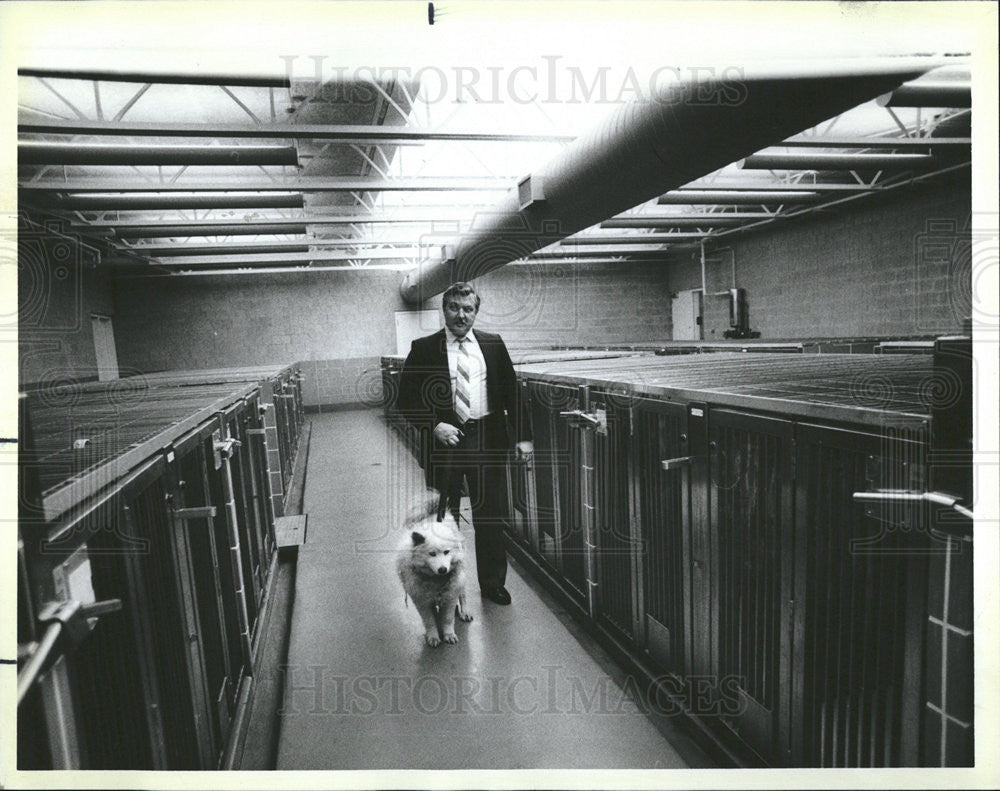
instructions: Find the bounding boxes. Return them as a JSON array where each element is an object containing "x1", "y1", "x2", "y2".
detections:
[{"x1": 481, "y1": 586, "x2": 512, "y2": 605}]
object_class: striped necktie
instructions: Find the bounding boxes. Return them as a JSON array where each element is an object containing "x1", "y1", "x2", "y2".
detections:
[{"x1": 455, "y1": 337, "x2": 471, "y2": 424}]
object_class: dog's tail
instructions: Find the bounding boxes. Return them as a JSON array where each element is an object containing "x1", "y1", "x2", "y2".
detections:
[{"x1": 403, "y1": 489, "x2": 442, "y2": 525}]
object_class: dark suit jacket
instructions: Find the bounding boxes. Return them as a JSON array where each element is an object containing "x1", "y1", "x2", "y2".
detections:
[{"x1": 395, "y1": 328, "x2": 531, "y2": 486}]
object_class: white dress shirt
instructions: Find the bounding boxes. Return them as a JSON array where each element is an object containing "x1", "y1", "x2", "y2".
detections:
[{"x1": 445, "y1": 328, "x2": 490, "y2": 419}]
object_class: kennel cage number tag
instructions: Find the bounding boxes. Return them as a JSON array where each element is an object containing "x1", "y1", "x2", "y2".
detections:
[{"x1": 595, "y1": 408, "x2": 607, "y2": 435}]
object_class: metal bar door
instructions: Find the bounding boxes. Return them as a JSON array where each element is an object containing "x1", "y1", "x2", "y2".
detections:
[
  {"x1": 173, "y1": 432, "x2": 237, "y2": 765},
  {"x1": 506, "y1": 382, "x2": 539, "y2": 549},
  {"x1": 525, "y1": 380, "x2": 577, "y2": 573},
  {"x1": 792, "y1": 421, "x2": 931, "y2": 768},
  {"x1": 119, "y1": 457, "x2": 203, "y2": 768},
  {"x1": 708, "y1": 408, "x2": 795, "y2": 765},
  {"x1": 631, "y1": 397, "x2": 691, "y2": 678}
]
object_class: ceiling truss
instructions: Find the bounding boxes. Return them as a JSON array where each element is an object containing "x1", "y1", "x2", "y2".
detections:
[{"x1": 17, "y1": 65, "x2": 972, "y2": 277}]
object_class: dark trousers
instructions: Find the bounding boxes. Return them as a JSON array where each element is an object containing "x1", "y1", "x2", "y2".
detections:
[{"x1": 431, "y1": 414, "x2": 510, "y2": 589}]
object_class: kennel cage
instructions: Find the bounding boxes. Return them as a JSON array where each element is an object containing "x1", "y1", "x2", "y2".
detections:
[
  {"x1": 17, "y1": 364, "x2": 304, "y2": 770},
  {"x1": 506, "y1": 345, "x2": 973, "y2": 768}
]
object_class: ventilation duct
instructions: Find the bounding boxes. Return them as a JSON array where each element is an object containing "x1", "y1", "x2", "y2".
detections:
[{"x1": 399, "y1": 59, "x2": 937, "y2": 304}]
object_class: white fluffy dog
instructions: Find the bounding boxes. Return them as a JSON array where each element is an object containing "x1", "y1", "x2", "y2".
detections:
[{"x1": 396, "y1": 496, "x2": 474, "y2": 647}]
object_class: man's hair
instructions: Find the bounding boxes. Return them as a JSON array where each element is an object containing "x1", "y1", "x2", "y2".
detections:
[{"x1": 442, "y1": 281, "x2": 481, "y2": 310}]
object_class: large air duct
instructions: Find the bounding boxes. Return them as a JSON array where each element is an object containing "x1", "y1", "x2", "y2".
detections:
[{"x1": 399, "y1": 59, "x2": 937, "y2": 304}]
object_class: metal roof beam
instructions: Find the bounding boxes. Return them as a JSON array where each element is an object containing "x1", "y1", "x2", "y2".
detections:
[
  {"x1": 115, "y1": 258, "x2": 655, "y2": 279},
  {"x1": 74, "y1": 214, "x2": 471, "y2": 229},
  {"x1": 778, "y1": 135, "x2": 970, "y2": 147},
  {"x1": 116, "y1": 264, "x2": 417, "y2": 278},
  {"x1": 18, "y1": 119, "x2": 576, "y2": 144},
  {"x1": 707, "y1": 161, "x2": 970, "y2": 243},
  {"x1": 118, "y1": 240, "x2": 421, "y2": 255},
  {"x1": 114, "y1": 223, "x2": 309, "y2": 238},
  {"x1": 131, "y1": 239, "x2": 427, "y2": 255},
  {"x1": 740, "y1": 152, "x2": 936, "y2": 171},
  {"x1": 530, "y1": 248, "x2": 666, "y2": 259},
  {"x1": 659, "y1": 190, "x2": 821, "y2": 204},
  {"x1": 120, "y1": 243, "x2": 313, "y2": 257},
  {"x1": 667, "y1": 181, "x2": 898, "y2": 192},
  {"x1": 141, "y1": 249, "x2": 430, "y2": 266},
  {"x1": 18, "y1": 67, "x2": 290, "y2": 88},
  {"x1": 602, "y1": 214, "x2": 770, "y2": 229},
  {"x1": 21, "y1": 177, "x2": 509, "y2": 192},
  {"x1": 19, "y1": 142, "x2": 299, "y2": 166},
  {"x1": 562, "y1": 234, "x2": 709, "y2": 245},
  {"x1": 44, "y1": 192, "x2": 305, "y2": 210}
]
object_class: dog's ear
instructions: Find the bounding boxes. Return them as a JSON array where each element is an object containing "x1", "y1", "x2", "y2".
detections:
[{"x1": 410, "y1": 531, "x2": 425, "y2": 545}]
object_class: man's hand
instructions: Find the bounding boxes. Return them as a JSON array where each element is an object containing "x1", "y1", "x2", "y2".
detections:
[
  {"x1": 433, "y1": 422, "x2": 464, "y2": 447},
  {"x1": 515, "y1": 440, "x2": 534, "y2": 459}
]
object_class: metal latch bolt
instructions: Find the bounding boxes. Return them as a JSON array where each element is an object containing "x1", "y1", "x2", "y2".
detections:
[
  {"x1": 18, "y1": 598, "x2": 123, "y2": 706},
  {"x1": 852, "y1": 489, "x2": 974, "y2": 520},
  {"x1": 213, "y1": 437, "x2": 242, "y2": 458},
  {"x1": 559, "y1": 409, "x2": 601, "y2": 428},
  {"x1": 661, "y1": 455, "x2": 703, "y2": 470}
]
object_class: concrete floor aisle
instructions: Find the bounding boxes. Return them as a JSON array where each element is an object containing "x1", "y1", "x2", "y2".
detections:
[{"x1": 276, "y1": 409, "x2": 694, "y2": 770}]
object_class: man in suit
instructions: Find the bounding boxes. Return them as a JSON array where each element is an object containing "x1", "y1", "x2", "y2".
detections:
[{"x1": 396, "y1": 281, "x2": 533, "y2": 605}]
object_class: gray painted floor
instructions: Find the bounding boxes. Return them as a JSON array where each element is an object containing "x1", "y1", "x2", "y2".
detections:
[{"x1": 276, "y1": 409, "x2": 691, "y2": 770}]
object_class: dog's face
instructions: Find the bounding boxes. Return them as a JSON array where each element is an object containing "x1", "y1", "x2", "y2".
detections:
[{"x1": 408, "y1": 516, "x2": 464, "y2": 577}]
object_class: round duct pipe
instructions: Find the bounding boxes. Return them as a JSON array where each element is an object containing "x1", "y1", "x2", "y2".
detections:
[{"x1": 399, "y1": 59, "x2": 936, "y2": 305}]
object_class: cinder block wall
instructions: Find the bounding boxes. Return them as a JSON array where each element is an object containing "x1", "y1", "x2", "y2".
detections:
[
  {"x1": 666, "y1": 177, "x2": 971, "y2": 340},
  {"x1": 474, "y1": 260, "x2": 674, "y2": 346},
  {"x1": 19, "y1": 242, "x2": 115, "y2": 387},
  {"x1": 112, "y1": 261, "x2": 674, "y2": 408},
  {"x1": 113, "y1": 269, "x2": 405, "y2": 409},
  {"x1": 26, "y1": 176, "x2": 970, "y2": 406}
]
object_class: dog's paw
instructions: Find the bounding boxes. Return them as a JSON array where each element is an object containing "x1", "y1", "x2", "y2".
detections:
[
  {"x1": 425, "y1": 633, "x2": 441, "y2": 647},
  {"x1": 442, "y1": 632, "x2": 459, "y2": 644},
  {"x1": 458, "y1": 611, "x2": 474, "y2": 622}
]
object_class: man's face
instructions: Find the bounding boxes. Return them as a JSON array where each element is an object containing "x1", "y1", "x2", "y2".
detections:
[{"x1": 443, "y1": 294, "x2": 479, "y2": 339}]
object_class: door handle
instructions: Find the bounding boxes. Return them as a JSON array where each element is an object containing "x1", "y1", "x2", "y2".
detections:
[
  {"x1": 661, "y1": 455, "x2": 705, "y2": 470},
  {"x1": 662, "y1": 441, "x2": 714, "y2": 470},
  {"x1": 852, "y1": 489, "x2": 973, "y2": 520}
]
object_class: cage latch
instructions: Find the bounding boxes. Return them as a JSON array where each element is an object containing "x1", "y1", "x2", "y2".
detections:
[
  {"x1": 18, "y1": 598, "x2": 123, "y2": 706},
  {"x1": 852, "y1": 489, "x2": 974, "y2": 520},
  {"x1": 213, "y1": 434, "x2": 242, "y2": 464},
  {"x1": 661, "y1": 455, "x2": 704, "y2": 470},
  {"x1": 559, "y1": 409, "x2": 602, "y2": 429}
]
